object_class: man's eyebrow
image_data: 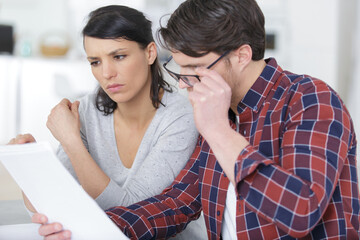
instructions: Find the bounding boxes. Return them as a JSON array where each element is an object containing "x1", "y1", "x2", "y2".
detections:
[{"x1": 181, "y1": 63, "x2": 206, "y2": 68}]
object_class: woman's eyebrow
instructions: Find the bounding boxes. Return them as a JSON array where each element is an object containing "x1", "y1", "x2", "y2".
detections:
[
  {"x1": 86, "y1": 48, "x2": 127, "y2": 60},
  {"x1": 108, "y1": 48, "x2": 126, "y2": 56},
  {"x1": 87, "y1": 56, "x2": 98, "y2": 60}
]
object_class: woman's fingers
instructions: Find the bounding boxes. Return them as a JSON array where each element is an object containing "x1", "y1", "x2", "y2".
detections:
[
  {"x1": 31, "y1": 213, "x2": 48, "y2": 224},
  {"x1": 38, "y1": 222, "x2": 62, "y2": 236},
  {"x1": 7, "y1": 133, "x2": 36, "y2": 145},
  {"x1": 32, "y1": 214, "x2": 71, "y2": 240}
]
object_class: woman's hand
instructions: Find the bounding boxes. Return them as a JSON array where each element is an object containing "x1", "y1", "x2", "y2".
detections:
[
  {"x1": 8, "y1": 133, "x2": 36, "y2": 145},
  {"x1": 32, "y1": 213, "x2": 72, "y2": 240},
  {"x1": 47, "y1": 99, "x2": 81, "y2": 147}
]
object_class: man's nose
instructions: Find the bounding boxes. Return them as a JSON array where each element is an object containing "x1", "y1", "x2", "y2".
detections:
[{"x1": 178, "y1": 79, "x2": 191, "y2": 89}]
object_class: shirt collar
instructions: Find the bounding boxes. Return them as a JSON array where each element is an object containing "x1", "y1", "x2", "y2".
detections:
[{"x1": 237, "y1": 58, "x2": 282, "y2": 114}]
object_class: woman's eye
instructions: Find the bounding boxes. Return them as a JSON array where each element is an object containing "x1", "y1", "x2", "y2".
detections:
[
  {"x1": 90, "y1": 61, "x2": 100, "y2": 66},
  {"x1": 114, "y1": 55, "x2": 125, "y2": 60}
]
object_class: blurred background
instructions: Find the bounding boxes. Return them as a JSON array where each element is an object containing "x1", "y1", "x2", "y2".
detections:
[{"x1": 0, "y1": 0, "x2": 359, "y2": 225}]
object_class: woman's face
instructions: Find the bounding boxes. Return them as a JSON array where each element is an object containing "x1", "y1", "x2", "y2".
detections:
[{"x1": 84, "y1": 36, "x2": 156, "y2": 104}]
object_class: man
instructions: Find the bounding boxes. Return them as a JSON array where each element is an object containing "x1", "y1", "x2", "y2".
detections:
[{"x1": 33, "y1": 0, "x2": 360, "y2": 239}]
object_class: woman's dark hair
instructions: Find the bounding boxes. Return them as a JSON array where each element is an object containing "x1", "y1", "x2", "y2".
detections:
[
  {"x1": 83, "y1": 5, "x2": 171, "y2": 115},
  {"x1": 158, "y1": 0, "x2": 265, "y2": 60}
]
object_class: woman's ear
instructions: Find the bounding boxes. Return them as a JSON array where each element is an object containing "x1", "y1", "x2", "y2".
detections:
[
  {"x1": 146, "y1": 42, "x2": 157, "y2": 65},
  {"x1": 233, "y1": 44, "x2": 252, "y2": 70}
]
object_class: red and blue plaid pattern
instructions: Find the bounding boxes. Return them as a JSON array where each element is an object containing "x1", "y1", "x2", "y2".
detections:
[{"x1": 106, "y1": 58, "x2": 360, "y2": 239}]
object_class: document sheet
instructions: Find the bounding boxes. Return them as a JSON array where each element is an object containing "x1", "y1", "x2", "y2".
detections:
[{"x1": 0, "y1": 142, "x2": 128, "y2": 240}]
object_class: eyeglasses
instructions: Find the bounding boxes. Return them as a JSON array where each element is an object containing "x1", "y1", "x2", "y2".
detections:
[{"x1": 163, "y1": 50, "x2": 231, "y2": 87}]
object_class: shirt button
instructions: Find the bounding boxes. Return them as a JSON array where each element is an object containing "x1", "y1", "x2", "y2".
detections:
[
  {"x1": 238, "y1": 204, "x2": 242, "y2": 211},
  {"x1": 217, "y1": 211, "x2": 221, "y2": 216},
  {"x1": 243, "y1": 129, "x2": 247, "y2": 135}
]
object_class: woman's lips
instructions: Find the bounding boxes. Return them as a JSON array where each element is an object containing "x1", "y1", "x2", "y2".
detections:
[{"x1": 107, "y1": 84, "x2": 124, "y2": 93}]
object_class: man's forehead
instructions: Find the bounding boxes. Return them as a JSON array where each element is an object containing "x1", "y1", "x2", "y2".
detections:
[{"x1": 171, "y1": 52, "x2": 208, "y2": 68}]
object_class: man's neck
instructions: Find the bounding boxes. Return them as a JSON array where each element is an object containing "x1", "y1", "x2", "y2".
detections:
[{"x1": 230, "y1": 59, "x2": 267, "y2": 114}]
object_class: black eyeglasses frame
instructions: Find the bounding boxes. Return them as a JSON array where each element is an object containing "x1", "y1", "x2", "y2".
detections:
[{"x1": 162, "y1": 50, "x2": 231, "y2": 86}]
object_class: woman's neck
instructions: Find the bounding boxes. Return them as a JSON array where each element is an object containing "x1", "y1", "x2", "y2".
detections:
[{"x1": 114, "y1": 85, "x2": 163, "y2": 129}]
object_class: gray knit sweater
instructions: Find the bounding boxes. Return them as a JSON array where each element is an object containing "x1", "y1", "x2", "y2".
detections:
[{"x1": 56, "y1": 90, "x2": 207, "y2": 239}]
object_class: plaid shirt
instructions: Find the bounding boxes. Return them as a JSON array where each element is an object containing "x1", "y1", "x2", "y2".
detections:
[{"x1": 106, "y1": 58, "x2": 360, "y2": 239}]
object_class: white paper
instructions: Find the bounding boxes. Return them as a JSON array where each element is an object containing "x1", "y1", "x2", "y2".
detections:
[
  {"x1": 0, "y1": 142, "x2": 128, "y2": 240},
  {"x1": 0, "y1": 223, "x2": 42, "y2": 240}
]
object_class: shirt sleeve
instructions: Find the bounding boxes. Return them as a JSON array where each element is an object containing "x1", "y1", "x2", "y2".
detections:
[
  {"x1": 95, "y1": 110, "x2": 199, "y2": 209},
  {"x1": 105, "y1": 137, "x2": 203, "y2": 239},
  {"x1": 234, "y1": 82, "x2": 355, "y2": 238}
]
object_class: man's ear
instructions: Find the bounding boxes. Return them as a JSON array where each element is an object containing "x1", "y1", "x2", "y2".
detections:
[
  {"x1": 233, "y1": 44, "x2": 252, "y2": 70},
  {"x1": 146, "y1": 42, "x2": 157, "y2": 65}
]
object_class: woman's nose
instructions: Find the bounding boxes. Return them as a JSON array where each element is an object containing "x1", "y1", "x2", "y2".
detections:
[{"x1": 102, "y1": 63, "x2": 117, "y2": 79}]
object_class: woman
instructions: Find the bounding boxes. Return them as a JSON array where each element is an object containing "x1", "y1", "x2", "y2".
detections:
[{"x1": 11, "y1": 5, "x2": 206, "y2": 239}]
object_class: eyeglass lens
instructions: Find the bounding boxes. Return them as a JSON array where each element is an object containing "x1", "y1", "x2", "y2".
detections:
[{"x1": 180, "y1": 76, "x2": 199, "y2": 86}]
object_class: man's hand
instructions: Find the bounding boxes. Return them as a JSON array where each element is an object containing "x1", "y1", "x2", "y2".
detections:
[
  {"x1": 32, "y1": 213, "x2": 72, "y2": 240},
  {"x1": 188, "y1": 67, "x2": 232, "y2": 141},
  {"x1": 188, "y1": 67, "x2": 248, "y2": 185}
]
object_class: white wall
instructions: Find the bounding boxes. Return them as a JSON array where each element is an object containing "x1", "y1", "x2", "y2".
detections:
[
  {"x1": 0, "y1": 56, "x2": 18, "y2": 145},
  {"x1": 0, "y1": 0, "x2": 184, "y2": 59},
  {"x1": 347, "y1": 0, "x2": 360, "y2": 178},
  {"x1": 0, "y1": 0, "x2": 68, "y2": 56},
  {"x1": 259, "y1": 0, "x2": 340, "y2": 90}
]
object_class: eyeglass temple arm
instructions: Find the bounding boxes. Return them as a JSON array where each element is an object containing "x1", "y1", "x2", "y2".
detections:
[{"x1": 206, "y1": 50, "x2": 231, "y2": 69}]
